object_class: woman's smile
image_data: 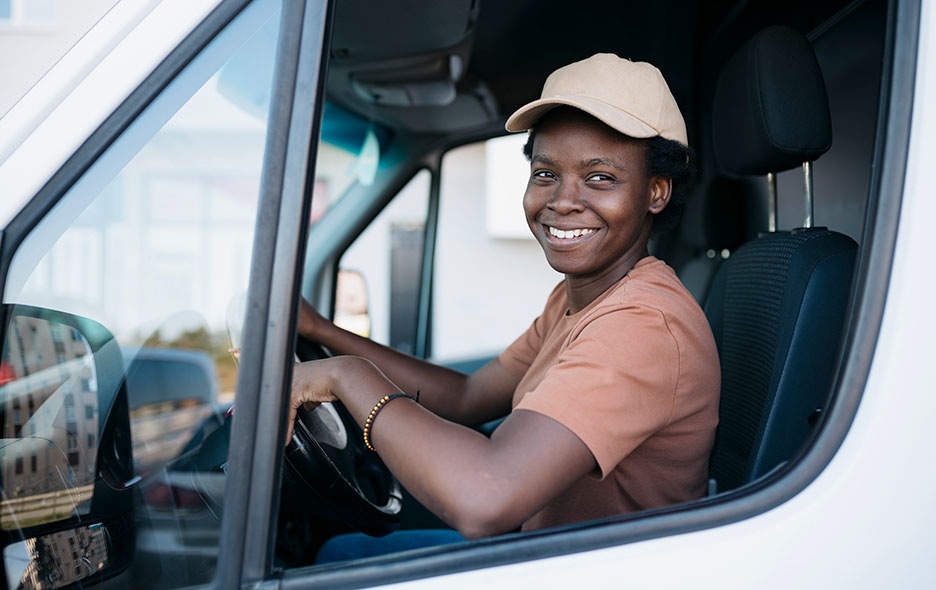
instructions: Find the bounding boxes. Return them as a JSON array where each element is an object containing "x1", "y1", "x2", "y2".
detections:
[{"x1": 543, "y1": 224, "x2": 599, "y2": 245}]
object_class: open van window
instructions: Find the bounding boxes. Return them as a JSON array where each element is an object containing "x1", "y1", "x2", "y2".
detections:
[{"x1": 290, "y1": 0, "x2": 908, "y2": 581}]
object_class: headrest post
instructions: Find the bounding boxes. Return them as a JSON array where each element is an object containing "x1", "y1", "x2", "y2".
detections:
[
  {"x1": 766, "y1": 172, "x2": 778, "y2": 232},
  {"x1": 802, "y1": 161, "x2": 814, "y2": 228}
]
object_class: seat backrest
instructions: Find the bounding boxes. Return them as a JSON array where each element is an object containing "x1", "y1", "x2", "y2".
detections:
[{"x1": 705, "y1": 26, "x2": 857, "y2": 492}]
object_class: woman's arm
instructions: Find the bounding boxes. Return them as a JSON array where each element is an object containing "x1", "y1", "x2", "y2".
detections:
[
  {"x1": 298, "y1": 298, "x2": 517, "y2": 425},
  {"x1": 289, "y1": 356, "x2": 596, "y2": 538}
]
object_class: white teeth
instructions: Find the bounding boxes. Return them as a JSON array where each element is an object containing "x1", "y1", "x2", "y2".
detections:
[{"x1": 548, "y1": 226, "x2": 595, "y2": 239}]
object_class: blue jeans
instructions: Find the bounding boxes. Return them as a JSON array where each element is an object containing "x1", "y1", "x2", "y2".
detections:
[{"x1": 315, "y1": 529, "x2": 465, "y2": 564}]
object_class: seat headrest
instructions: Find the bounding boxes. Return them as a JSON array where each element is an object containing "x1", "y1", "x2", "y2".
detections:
[{"x1": 713, "y1": 26, "x2": 832, "y2": 176}]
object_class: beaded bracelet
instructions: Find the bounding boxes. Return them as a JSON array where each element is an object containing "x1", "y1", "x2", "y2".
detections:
[{"x1": 363, "y1": 393, "x2": 414, "y2": 452}]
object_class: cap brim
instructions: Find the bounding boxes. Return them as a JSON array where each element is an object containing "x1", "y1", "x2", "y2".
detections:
[{"x1": 505, "y1": 95, "x2": 659, "y2": 139}]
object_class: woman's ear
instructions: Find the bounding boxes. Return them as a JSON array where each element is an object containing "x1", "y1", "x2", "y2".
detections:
[{"x1": 648, "y1": 177, "x2": 673, "y2": 215}]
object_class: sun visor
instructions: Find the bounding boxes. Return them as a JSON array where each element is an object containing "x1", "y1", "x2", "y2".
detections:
[
  {"x1": 351, "y1": 55, "x2": 464, "y2": 107},
  {"x1": 331, "y1": 0, "x2": 479, "y2": 61}
]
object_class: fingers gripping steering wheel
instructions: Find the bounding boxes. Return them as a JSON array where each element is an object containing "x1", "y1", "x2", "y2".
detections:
[{"x1": 284, "y1": 337, "x2": 402, "y2": 537}]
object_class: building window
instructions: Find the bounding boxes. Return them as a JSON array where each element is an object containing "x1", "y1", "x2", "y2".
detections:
[
  {"x1": 15, "y1": 456, "x2": 23, "y2": 474},
  {"x1": 67, "y1": 435, "x2": 79, "y2": 466}
]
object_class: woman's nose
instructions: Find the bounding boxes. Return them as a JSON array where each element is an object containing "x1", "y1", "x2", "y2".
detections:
[{"x1": 547, "y1": 181, "x2": 585, "y2": 214}]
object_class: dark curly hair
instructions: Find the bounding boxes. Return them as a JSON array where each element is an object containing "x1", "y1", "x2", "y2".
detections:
[{"x1": 522, "y1": 115, "x2": 696, "y2": 236}]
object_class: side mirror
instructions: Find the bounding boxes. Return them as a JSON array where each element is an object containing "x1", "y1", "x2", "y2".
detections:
[
  {"x1": 0, "y1": 305, "x2": 134, "y2": 588},
  {"x1": 334, "y1": 269, "x2": 371, "y2": 338}
]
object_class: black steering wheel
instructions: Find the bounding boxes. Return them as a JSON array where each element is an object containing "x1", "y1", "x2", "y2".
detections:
[{"x1": 283, "y1": 337, "x2": 402, "y2": 537}]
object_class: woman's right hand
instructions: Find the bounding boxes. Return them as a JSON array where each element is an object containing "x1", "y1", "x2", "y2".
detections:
[{"x1": 286, "y1": 358, "x2": 342, "y2": 444}]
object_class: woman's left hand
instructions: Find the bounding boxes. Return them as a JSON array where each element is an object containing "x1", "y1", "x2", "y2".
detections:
[{"x1": 286, "y1": 359, "x2": 340, "y2": 444}]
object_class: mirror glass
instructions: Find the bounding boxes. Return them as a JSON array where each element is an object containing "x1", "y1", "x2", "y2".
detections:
[
  {"x1": 0, "y1": 315, "x2": 98, "y2": 531},
  {"x1": 4, "y1": 523, "x2": 110, "y2": 590}
]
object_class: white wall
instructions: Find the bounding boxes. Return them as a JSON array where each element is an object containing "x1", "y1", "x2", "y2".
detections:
[
  {"x1": 432, "y1": 139, "x2": 561, "y2": 362},
  {"x1": 340, "y1": 170, "x2": 431, "y2": 347}
]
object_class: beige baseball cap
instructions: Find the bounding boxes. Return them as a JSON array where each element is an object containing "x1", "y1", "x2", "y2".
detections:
[{"x1": 505, "y1": 53, "x2": 688, "y2": 146}]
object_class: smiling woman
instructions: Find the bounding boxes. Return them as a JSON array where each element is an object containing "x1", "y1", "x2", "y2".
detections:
[{"x1": 290, "y1": 53, "x2": 720, "y2": 558}]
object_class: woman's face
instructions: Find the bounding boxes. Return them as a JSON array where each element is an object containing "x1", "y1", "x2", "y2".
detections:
[{"x1": 522, "y1": 109, "x2": 670, "y2": 285}]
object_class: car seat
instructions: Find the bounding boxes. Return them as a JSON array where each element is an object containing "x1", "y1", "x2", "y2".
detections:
[{"x1": 705, "y1": 26, "x2": 858, "y2": 493}]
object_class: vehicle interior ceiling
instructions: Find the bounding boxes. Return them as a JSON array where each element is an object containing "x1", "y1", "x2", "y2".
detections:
[
  {"x1": 324, "y1": 0, "x2": 882, "y2": 292},
  {"x1": 313, "y1": 0, "x2": 885, "y2": 515}
]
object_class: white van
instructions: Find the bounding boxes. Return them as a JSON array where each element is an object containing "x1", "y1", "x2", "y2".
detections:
[{"x1": 0, "y1": 0, "x2": 933, "y2": 588}]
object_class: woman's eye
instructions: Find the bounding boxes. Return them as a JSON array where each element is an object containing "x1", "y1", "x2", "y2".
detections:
[
  {"x1": 588, "y1": 173, "x2": 613, "y2": 182},
  {"x1": 532, "y1": 170, "x2": 555, "y2": 179}
]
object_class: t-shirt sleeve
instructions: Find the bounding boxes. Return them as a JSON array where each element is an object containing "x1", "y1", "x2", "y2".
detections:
[{"x1": 514, "y1": 305, "x2": 680, "y2": 478}]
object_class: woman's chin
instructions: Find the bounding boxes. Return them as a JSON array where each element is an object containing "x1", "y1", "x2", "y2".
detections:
[{"x1": 543, "y1": 255, "x2": 591, "y2": 277}]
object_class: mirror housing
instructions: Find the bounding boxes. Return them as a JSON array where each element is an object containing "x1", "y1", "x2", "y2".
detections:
[{"x1": 0, "y1": 305, "x2": 134, "y2": 588}]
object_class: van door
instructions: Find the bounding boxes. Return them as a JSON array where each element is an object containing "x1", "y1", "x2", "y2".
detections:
[{"x1": 0, "y1": 0, "x2": 330, "y2": 588}]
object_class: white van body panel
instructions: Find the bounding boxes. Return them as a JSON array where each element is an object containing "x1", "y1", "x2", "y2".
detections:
[{"x1": 0, "y1": 0, "x2": 221, "y2": 229}]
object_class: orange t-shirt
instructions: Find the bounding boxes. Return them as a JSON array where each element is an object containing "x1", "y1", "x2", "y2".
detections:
[{"x1": 499, "y1": 256, "x2": 720, "y2": 530}]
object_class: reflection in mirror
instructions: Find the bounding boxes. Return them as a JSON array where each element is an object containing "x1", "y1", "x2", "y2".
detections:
[
  {"x1": 0, "y1": 316, "x2": 98, "y2": 531},
  {"x1": 4, "y1": 523, "x2": 109, "y2": 589}
]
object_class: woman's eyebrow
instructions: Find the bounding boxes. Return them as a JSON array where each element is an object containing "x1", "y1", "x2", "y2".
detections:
[
  {"x1": 531, "y1": 154, "x2": 627, "y2": 172},
  {"x1": 531, "y1": 154, "x2": 557, "y2": 166},
  {"x1": 580, "y1": 157, "x2": 627, "y2": 171}
]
